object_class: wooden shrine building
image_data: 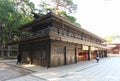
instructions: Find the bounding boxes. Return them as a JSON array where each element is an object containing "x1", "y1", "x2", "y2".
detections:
[
  {"x1": 107, "y1": 39, "x2": 120, "y2": 54},
  {"x1": 19, "y1": 12, "x2": 107, "y2": 68}
]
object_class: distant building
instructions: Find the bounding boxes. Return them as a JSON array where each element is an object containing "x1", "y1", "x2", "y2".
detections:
[
  {"x1": 107, "y1": 39, "x2": 120, "y2": 54},
  {"x1": 0, "y1": 45, "x2": 18, "y2": 59},
  {"x1": 19, "y1": 12, "x2": 107, "y2": 68}
]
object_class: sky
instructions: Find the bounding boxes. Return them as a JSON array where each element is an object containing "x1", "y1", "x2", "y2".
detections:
[{"x1": 30, "y1": 0, "x2": 120, "y2": 38}]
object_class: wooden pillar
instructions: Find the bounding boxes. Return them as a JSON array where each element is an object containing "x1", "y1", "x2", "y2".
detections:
[
  {"x1": 88, "y1": 46, "x2": 91, "y2": 61},
  {"x1": 96, "y1": 50, "x2": 99, "y2": 57},
  {"x1": 119, "y1": 44, "x2": 120, "y2": 54},
  {"x1": 102, "y1": 49, "x2": 106, "y2": 58},
  {"x1": 64, "y1": 46, "x2": 67, "y2": 65},
  {"x1": 18, "y1": 43, "x2": 22, "y2": 64},
  {"x1": 98, "y1": 50, "x2": 101, "y2": 58},
  {"x1": 101, "y1": 49, "x2": 104, "y2": 58},
  {"x1": 104, "y1": 50, "x2": 107, "y2": 57},
  {"x1": 75, "y1": 44, "x2": 77, "y2": 63},
  {"x1": 30, "y1": 43, "x2": 33, "y2": 65},
  {"x1": 7, "y1": 46, "x2": 10, "y2": 58},
  {"x1": 1, "y1": 48, "x2": 4, "y2": 57},
  {"x1": 18, "y1": 44, "x2": 21, "y2": 56},
  {"x1": 98, "y1": 49, "x2": 101, "y2": 58},
  {"x1": 47, "y1": 39, "x2": 51, "y2": 69}
]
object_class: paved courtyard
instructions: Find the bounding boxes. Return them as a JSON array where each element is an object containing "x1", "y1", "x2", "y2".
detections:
[
  {"x1": 0, "y1": 61, "x2": 33, "y2": 81},
  {"x1": 1, "y1": 54, "x2": 120, "y2": 81}
]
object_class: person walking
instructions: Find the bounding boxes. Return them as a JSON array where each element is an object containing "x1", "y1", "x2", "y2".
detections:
[
  {"x1": 96, "y1": 56, "x2": 99, "y2": 63},
  {"x1": 16, "y1": 54, "x2": 22, "y2": 65}
]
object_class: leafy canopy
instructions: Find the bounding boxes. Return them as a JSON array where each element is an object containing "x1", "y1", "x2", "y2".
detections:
[
  {"x1": 38, "y1": 0, "x2": 80, "y2": 26},
  {"x1": 104, "y1": 34, "x2": 120, "y2": 43},
  {"x1": 0, "y1": 0, "x2": 35, "y2": 48}
]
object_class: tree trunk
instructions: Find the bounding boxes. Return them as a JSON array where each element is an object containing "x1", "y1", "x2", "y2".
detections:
[
  {"x1": 7, "y1": 46, "x2": 10, "y2": 58},
  {"x1": 1, "y1": 49, "x2": 4, "y2": 57}
]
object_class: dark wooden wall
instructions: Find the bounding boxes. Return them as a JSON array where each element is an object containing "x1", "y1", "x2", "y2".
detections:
[{"x1": 19, "y1": 40, "x2": 49, "y2": 67}]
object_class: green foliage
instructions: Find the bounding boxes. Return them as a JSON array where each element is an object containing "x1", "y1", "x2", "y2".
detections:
[
  {"x1": 0, "y1": 0, "x2": 17, "y2": 47},
  {"x1": 75, "y1": 23, "x2": 81, "y2": 27},
  {"x1": 104, "y1": 34, "x2": 120, "y2": 43},
  {"x1": 39, "y1": 0, "x2": 77, "y2": 13},
  {"x1": 38, "y1": 0, "x2": 79, "y2": 25},
  {"x1": 0, "y1": 0, "x2": 35, "y2": 48},
  {"x1": 8, "y1": 56, "x2": 17, "y2": 59},
  {"x1": 64, "y1": 12, "x2": 76, "y2": 23}
]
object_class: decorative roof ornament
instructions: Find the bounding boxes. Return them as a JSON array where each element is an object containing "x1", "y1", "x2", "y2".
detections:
[{"x1": 31, "y1": 12, "x2": 40, "y2": 19}]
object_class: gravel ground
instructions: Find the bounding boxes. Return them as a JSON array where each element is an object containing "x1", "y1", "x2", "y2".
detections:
[{"x1": 0, "y1": 62, "x2": 33, "y2": 81}]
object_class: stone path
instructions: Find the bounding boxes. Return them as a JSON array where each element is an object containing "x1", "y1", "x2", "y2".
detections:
[
  {"x1": 0, "y1": 62, "x2": 32, "y2": 81},
  {"x1": 2, "y1": 55, "x2": 120, "y2": 81}
]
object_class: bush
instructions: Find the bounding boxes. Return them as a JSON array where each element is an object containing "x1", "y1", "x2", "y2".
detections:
[
  {"x1": 0, "y1": 57, "x2": 5, "y2": 60},
  {"x1": 9, "y1": 56, "x2": 17, "y2": 59}
]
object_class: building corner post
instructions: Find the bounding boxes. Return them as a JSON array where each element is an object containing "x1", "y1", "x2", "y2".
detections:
[
  {"x1": 88, "y1": 46, "x2": 91, "y2": 61},
  {"x1": 47, "y1": 39, "x2": 51, "y2": 69}
]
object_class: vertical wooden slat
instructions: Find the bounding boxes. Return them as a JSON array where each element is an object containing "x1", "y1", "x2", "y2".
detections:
[
  {"x1": 47, "y1": 39, "x2": 51, "y2": 68},
  {"x1": 75, "y1": 44, "x2": 77, "y2": 63},
  {"x1": 64, "y1": 46, "x2": 67, "y2": 65},
  {"x1": 30, "y1": 43, "x2": 33, "y2": 65},
  {"x1": 88, "y1": 46, "x2": 91, "y2": 61}
]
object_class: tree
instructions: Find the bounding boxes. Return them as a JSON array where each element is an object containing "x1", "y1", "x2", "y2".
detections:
[
  {"x1": 0, "y1": 0, "x2": 35, "y2": 44},
  {"x1": 104, "y1": 34, "x2": 120, "y2": 43},
  {"x1": 0, "y1": 0, "x2": 18, "y2": 47},
  {"x1": 38, "y1": 0, "x2": 80, "y2": 25},
  {"x1": 0, "y1": 0, "x2": 35, "y2": 58},
  {"x1": 63, "y1": 12, "x2": 81, "y2": 26},
  {"x1": 39, "y1": 0, "x2": 77, "y2": 14},
  {"x1": 14, "y1": 0, "x2": 35, "y2": 24}
]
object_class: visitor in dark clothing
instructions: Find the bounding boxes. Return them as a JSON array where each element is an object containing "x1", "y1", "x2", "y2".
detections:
[{"x1": 16, "y1": 54, "x2": 22, "y2": 65}]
